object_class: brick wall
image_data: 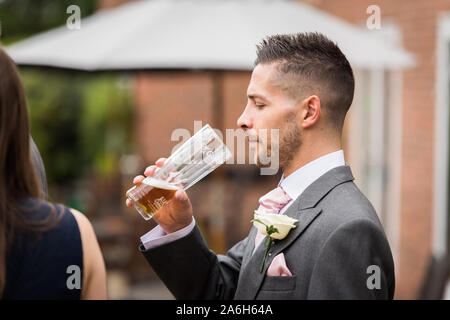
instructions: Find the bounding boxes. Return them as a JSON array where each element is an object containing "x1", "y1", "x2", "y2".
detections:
[
  {"x1": 133, "y1": 71, "x2": 215, "y2": 160},
  {"x1": 311, "y1": 0, "x2": 450, "y2": 299}
]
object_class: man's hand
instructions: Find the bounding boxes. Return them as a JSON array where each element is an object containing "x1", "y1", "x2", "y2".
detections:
[{"x1": 126, "y1": 158, "x2": 193, "y2": 234}]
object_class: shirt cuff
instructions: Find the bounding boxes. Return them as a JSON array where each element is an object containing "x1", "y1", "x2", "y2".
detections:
[{"x1": 140, "y1": 217, "x2": 196, "y2": 250}]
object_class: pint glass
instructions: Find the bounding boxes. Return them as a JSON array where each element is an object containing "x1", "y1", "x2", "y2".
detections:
[{"x1": 126, "y1": 124, "x2": 232, "y2": 220}]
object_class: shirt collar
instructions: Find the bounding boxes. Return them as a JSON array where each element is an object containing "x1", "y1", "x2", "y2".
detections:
[{"x1": 279, "y1": 150, "x2": 346, "y2": 201}]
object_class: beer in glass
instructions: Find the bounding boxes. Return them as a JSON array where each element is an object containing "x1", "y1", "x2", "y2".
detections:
[
  {"x1": 126, "y1": 177, "x2": 179, "y2": 218},
  {"x1": 126, "y1": 124, "x2": 232, "y2": 220}
]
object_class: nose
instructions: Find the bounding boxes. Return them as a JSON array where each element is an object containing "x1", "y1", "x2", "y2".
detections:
[{"x1": 237, "y1": 105, "x2": 253, "y2": 130}]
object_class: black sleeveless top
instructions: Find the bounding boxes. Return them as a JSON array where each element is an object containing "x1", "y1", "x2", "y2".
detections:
[{"x1": 2, "y1": 199, "x2": 83, "y2": 300}]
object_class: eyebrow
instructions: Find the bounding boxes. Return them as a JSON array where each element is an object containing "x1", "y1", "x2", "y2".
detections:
[{"x1": 247, "y1": 93, "x2": 269, "y2": 101}]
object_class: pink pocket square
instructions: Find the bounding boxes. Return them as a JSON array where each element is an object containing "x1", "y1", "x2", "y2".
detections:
[
  {"x1": 254, "y1": 231, "x2": 292, "y2": 276},
  {"x1": 266, "y1": 253, "x2": 292, "y2": 276}
]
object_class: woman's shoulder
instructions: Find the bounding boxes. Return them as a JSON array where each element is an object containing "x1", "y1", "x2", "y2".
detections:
[
  {"x1": 68, "y1": 209, "x2": 107, "y2": 300},
  {"x1": 69, "y1": 208, "x2": 92, "y2": 233},
  {"x1": 19, "y1": 198, "x2": 96, "y2": 253},
  {"x1": 20, "y1": 197, "x2": 66, "y2": 220},
  {"x1": 5, "y1": 198, "x2": 84, "y2": 299},
  {"x1": 18, "y1": 198, "x2": 81, "y2": 244}
]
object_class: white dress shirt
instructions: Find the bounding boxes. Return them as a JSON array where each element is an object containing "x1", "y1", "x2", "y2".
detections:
[
  {"x1": 141, "y1": 150, "x2": 346, "y2": 250},
  {"x1": 278, "y1": 149, "x2": 346, "y2": 214}
]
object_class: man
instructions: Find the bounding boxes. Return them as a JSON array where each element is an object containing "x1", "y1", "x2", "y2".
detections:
[{"x1": 129, "y1": 32, "x2": 395, "y2": 299}]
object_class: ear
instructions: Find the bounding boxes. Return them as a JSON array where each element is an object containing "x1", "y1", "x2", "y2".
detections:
[{"x1": 301, "y1": 95, "x2": 321, "y2": 129}]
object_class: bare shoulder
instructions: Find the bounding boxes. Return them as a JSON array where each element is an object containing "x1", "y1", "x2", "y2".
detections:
[
  {"x1": 69, "y1": 208, "x2": 107, "y2": 299},
  {"x1": 68, "y1": 208, "x2": 99, "y2": 258},
  {"x1": 68, "y1": 208, "x2": 96, "y2": 270},
  {"x1": 70, "y1": 208, "x2": 93, "y2": 232},
  {"x1": 69, "y1": 208, "x2": 101, "y2": 246}
]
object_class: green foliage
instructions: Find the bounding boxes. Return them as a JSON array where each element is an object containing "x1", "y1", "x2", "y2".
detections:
[
  {"x1": 22, "y1": 69, "x2": 83, "y2": 184},
  {"x1": 80, "y1": 74, "x2": 133, "y2": 178},
  {"x1": 0, "y1": 0, "x2": 96, "y2": 43},
  {"x1": 3, "y1": 0, "x2": 132, "y2": 189},
  {"x1": 21, "y1": 68, "x2": 132, "y2": 185}
]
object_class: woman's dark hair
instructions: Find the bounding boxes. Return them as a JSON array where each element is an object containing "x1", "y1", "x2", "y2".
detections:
[{"x1": 0, "y1": 47, "x2": 61, "y2": 296}]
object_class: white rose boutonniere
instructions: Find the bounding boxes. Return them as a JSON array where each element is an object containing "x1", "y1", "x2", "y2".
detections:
[{"x1": 252, "y1": 211, "x2": 298, "y2": 273}]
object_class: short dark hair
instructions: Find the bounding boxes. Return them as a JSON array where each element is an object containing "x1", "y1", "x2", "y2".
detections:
[{"x1": 255, "y1": 32, "x2": 355, "y2": 132}]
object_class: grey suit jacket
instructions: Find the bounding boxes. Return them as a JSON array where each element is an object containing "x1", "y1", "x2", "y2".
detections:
[{"x1": 140, "y1": 165, "x2": 395, "y2": 299}]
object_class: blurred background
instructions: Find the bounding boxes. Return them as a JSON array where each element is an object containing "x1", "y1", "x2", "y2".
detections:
[{"x1": 0, "y1": 0, "x2": 449, "y2": 299}]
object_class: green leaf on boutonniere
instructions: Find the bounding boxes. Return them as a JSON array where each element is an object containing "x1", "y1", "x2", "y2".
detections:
[
  {"x1": 251, "y1": 218, "x2": 280, "y2": 273},
  {"x1": 251, "y1": 212, "x2": 298, "y2": 273}
]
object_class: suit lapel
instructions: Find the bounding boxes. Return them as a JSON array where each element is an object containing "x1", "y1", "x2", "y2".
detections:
[
  {"x1": 234, "y1": 165, "x2": 354, "y2": 300},
  {"x1": 241, "y1": 227, "x2": 257, "y2": 270},
  {"x1": 234, "y1": 226, "x2": 272, "y2": 299},
  {"x1": 234, "y1": 198, "x2": 322, "y2": 299},
  {"x1": 269, "y1": 206, "x2": 322, "y2": 262}
]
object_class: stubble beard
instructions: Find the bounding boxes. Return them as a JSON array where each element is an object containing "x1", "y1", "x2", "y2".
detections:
[{"x1": 255, "y1": 117, "x2": 302, "y2": 169}]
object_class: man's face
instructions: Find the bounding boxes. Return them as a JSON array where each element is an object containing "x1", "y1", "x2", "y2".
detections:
[{"x1": 237, "y1": 62, "x2": 303, "y2": 169}]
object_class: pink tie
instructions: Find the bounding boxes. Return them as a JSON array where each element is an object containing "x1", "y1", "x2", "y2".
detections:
[
  {"x1": 254, "y1": 187, "x2": 293, "y2": 276},
  {"x1": 256, "y1": 186, "x2": 292, "y2": 215}
]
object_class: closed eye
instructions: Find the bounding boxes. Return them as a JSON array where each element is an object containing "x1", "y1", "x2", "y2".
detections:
[{"x1": 255, "y1": 104, "x2": 266, "y2": 109}]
